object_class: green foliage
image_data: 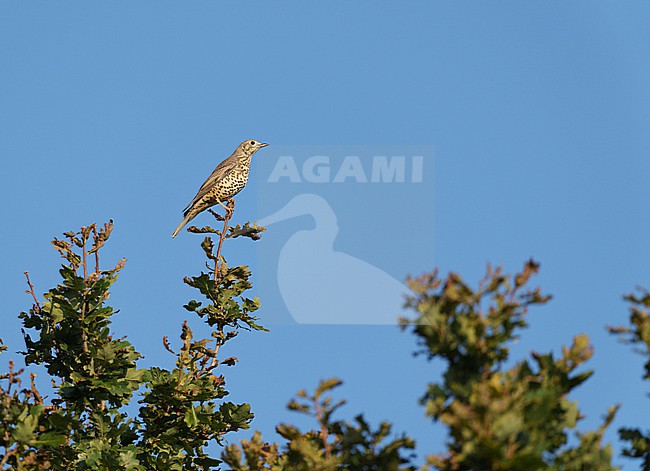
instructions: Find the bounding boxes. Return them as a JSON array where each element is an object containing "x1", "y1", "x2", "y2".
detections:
[
  {"x1": 222, "y1": 378, "x2": 416, "y2": 470},
  {"x1": 3, "y1": 214, "x2": 650, "y2": 471},
  {"x1": 21, "y1": 222, "x2": 143, "y2": 411},
  {"x1": 184, "y1": 266, "x2": 264, "y2": 331},
  {"x1": 609, "y1": 288, "x2": 650, "y2": 468},
  {"x1": 137, "y1": 320, "x2": 254, "y2": 470},
  {"x1": 401, "y1": 260, "x2": 618, "y2": 470},
  {"x1": 0, "y1": 360, "x2": 69, "y2": 469},
  {"x1": 1, "y1": 216, "x2": 267, "y2": 470}
]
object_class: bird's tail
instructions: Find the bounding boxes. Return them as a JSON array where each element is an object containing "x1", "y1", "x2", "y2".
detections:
[{"x1": 171, "y1": 212, "x2": 194, "y2": 238}]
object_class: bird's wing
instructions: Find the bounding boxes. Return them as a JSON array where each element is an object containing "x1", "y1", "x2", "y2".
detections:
[{"x1": 183, "y1": 157, "x2": 238, "y2": 215}]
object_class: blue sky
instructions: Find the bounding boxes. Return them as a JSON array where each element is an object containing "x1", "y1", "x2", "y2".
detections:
[{"x1": 1, "y1": 1, "x2": 650, "y2": 468}]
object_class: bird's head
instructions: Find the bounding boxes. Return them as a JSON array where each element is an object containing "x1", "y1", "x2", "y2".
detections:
[{"x1": 240, "y1": 139, "x2": 269, "y2": 156}]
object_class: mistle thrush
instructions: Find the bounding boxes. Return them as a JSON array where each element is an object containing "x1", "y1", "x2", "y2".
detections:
[{"x1": 172, "y1": 139, "x2": 268, "y2": 238}]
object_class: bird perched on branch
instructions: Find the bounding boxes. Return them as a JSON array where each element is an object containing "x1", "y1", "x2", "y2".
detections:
[{"x1": 172, "y1": 139, "x2": 269, "y2": 238}]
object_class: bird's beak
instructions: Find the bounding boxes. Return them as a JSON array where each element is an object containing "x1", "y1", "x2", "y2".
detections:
[{"x1": 259, "y1": 143, "x2": 269, "y2": 148}]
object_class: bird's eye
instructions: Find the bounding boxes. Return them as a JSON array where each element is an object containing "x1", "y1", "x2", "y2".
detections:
[{"x1": 250, "y1": 141, "x2": 255, "y2": 145}]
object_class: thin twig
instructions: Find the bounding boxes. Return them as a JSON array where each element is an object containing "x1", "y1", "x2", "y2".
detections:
[
  {"x1": 24, "y1": 272, "x2": 41, "y2": 312},
  {"x1": 208, "y1": 343, "x2": 222, "y2": 371},
  {"x1": 207, "y1": 200, "x2": 235, "y2": 369},
  {"x1": 315, "y1": 395, "x2": 332, "y2": 459},
  {"x1": 92, "y1": 225, "x2": 100, "y2": 274},
  {"x1": 78, "y1": 230, "x2": 90, "y2": 353},
  {"x1": 198, "y1": 352, "x2": 210, "y2": 374},
  {"x1": 0, "y1": 444, "x2": 17, "y2": 467},
  {"x1": 81, "y1": 227, "x2": 88, "y2": 280},
  {"x1": 30, "y1": 373, "x2": 43, "y2": 404},
  {"x1": 212, "y1": 199, "x2": 235, "y2": 282},
  {"x1": 7, "y1": 361, "x2": 15, "y2": 395},
  {"x1": 162, "y1": 336, "x2": 175, "y2": 355}
]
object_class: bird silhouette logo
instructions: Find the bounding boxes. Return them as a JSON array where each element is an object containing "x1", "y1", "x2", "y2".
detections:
[{"x1": 259, "y1": 193, "x2": 408, "y2": 324}]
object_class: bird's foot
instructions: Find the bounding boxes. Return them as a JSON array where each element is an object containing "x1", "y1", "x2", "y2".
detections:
[
  {"x1": 209, "y1": 200, "x2": 235, "y2": 221},
  {"x1": 224, "y1": 199, "x2": 236, "y2": 216}
]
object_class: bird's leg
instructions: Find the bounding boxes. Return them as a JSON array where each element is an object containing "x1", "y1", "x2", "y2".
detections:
[
  {"x1": 225, "y1": 198, "x2": 235, "y2": 215},
  {"x1": 215, "y1": 199, "x2": 235, "y2": 216}
]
